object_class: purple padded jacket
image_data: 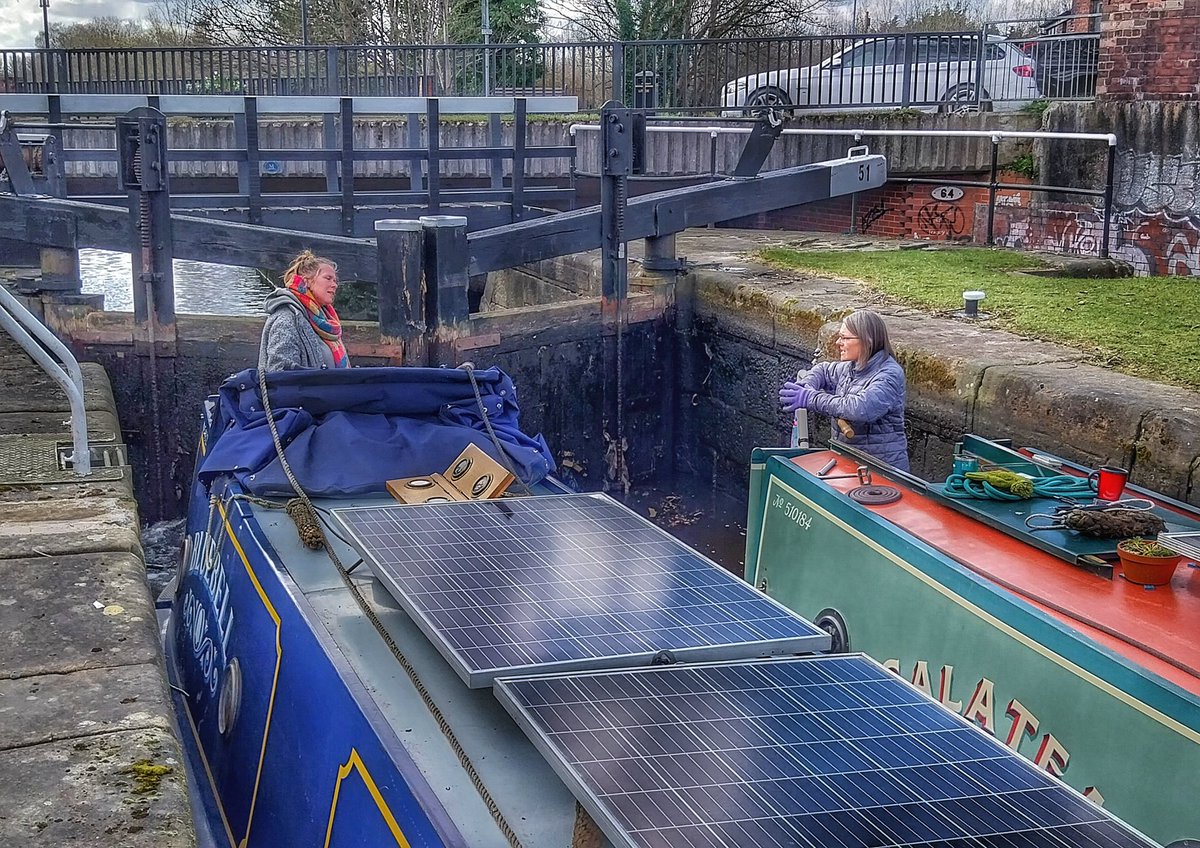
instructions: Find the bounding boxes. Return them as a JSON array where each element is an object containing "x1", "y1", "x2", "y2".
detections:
[{"x1": 801, "y1": 350, "x2": 909, "y2": 471}]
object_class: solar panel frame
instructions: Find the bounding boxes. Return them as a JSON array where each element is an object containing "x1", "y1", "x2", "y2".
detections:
[
  {"x1": 1158, "y1": 531, "x2": 1200, "y2": 559},
  {"x1": 493, "y1": 654, "x2": 1160, "y2": 848},
  {"x1": 332, "y1": 493, "x2": 830, "y2": 688}
]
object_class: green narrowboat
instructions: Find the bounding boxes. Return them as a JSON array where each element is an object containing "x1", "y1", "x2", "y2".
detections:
[{"x1": 745, "y1": 435, "x2": 1200, "y2": 847}]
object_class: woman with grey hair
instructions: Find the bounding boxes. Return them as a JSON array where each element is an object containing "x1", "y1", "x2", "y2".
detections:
[
  {"x1": 779, "y1": 309, "x2": 909, "y2": 471},
  {"x1": 261, "y1": 250, "x2": 350, "y2": 371}
]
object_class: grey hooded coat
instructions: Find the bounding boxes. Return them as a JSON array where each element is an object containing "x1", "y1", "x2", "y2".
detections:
[
  {"x1": 801, "y1": 350, "x2": 909, "y2": 471},
  {"x1": 261, "y1": 288, "x2": 341, "y2": 372}
]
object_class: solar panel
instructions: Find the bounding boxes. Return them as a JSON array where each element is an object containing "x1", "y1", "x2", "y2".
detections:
[
  {"x1": 332, "y1": 493, "x2": 829, "y2": 687},
  {"x1": 1159, "y1": 532, "x2": 1200, "y2": 560},
  {"x1": 494, "y1": 655, "x2": 1158, "y2": 848}
]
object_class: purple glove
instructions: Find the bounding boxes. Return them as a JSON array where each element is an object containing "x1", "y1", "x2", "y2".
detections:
[{"x1": 779, "y1": 381, "x2": 814, "y2": 413}]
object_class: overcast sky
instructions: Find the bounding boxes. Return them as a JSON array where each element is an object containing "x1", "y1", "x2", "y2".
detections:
[{"x1": 0, "y1": 0, "x2": 157, "y2": 49}]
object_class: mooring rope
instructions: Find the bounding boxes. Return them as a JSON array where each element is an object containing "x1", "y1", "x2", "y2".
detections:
[
  {"x1": 460, "y1": 362, "x2": 534, "y2": 496},
  {"x1": 252, "y1": 336, "x2": 525, "y2": 848}
]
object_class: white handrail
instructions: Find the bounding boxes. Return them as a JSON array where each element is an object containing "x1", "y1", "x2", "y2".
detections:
[
  {"x1": 570, "y1": 123, "x2": 1117, "y2": 147},
  {"x1": 0, "y1": 287, "x2": 91, "y2": 475}
]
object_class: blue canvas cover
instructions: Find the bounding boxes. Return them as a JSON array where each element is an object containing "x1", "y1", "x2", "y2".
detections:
[{"x1": 198, "y1": 366, "x2": 556, "y2": 498}]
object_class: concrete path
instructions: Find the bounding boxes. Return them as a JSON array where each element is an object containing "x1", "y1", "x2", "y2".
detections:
[{"x1": 0, "y1": 335, "x2": 195, "y2": 845}]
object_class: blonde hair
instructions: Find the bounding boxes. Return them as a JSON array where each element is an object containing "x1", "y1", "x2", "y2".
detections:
[{"x1": 281, "y1": 249, "x2": 337, "y2": 288}]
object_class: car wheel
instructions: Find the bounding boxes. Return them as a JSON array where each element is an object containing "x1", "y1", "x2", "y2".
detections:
[
  {"x1": 744, "y1": 86, "x2": 792, "y2": 122},
  {"x1": 938, "y1": 83, "x2": 992, "y2": 114}
]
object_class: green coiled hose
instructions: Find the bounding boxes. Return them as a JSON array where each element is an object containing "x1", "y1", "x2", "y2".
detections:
[{"x1": 943, "y1": 471, "x2": 1096, "y2": 501}]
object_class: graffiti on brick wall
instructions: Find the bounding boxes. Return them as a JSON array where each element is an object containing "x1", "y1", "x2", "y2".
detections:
[
  {"x1": 1165, "y1": 229, "x2": 1200, "y2": 276},
  {"x1": 1116, "y1": 153, "x2": 1200, "y2": 215},
  {"x1": 994, "y1": 205, "x2": 1200, "y2": 277},
  {"x1": 859, "y1": 200, "x2": 893, "y2": 234},
  {"x1": 1042, "y1": 211, "x2": 1103, "y2": 256},
  {"x1": 917, "y1": 201, "x2": 966, "y2": 239}
]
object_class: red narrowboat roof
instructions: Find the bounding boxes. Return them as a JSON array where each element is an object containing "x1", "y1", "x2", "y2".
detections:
[{"x1": 789, "y1": 452, "x2": 1200, "y2": 698}]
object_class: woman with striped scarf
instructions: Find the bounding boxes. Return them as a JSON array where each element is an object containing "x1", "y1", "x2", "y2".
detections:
[{"x1": 262, "y1": 250, "x2": 350, "y2": 371}]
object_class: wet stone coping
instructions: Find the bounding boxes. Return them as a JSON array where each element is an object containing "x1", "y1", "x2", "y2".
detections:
[{"x1": 0, "y1": 337, "x2": 195, "y2": 846}]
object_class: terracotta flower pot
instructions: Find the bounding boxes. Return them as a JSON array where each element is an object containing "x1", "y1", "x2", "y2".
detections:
[{"x1": 1117, "y1": 545, "x2": 1183, "y2": 587}]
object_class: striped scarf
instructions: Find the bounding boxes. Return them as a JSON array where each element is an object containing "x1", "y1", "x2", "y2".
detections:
[{"x1": 287, "y1": 274, "x2": 348, "y2": 368}]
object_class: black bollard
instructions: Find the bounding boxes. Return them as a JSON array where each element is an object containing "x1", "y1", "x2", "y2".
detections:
[
  {"x1": 420, "y1": 215, "x2": 470, "y2": 330},
  {"x1": 375, "y1": 219, "x2": 427, "y2": 364}
]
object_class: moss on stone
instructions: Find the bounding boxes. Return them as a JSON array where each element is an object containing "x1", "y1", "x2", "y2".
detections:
[
  {"x1": 775, "y1": 306, "x2": 826, "y2": 339},
  {"x1": 896, "y1": 349, "x2": 958, "y2": 392},
  {"x1": 124, "y1": 760, "x2": 173, "y2": 795}
]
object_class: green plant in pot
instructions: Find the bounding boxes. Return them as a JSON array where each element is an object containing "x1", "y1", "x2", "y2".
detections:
[{"x1": 1116, "y1": 538, "x2": 1183, "y2": 586}]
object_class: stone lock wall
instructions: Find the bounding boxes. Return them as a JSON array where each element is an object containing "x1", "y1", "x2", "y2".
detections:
[
  {"x1": 666, "y1": 232, "x2": 1200, "y2": 505},
  {"x1": 47, "y1": 299, "x2": 675, "y2": 522}
]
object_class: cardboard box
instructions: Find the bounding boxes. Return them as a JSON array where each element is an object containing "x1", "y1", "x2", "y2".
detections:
[
  {"x1": 444, "y1": 444, "x2": 515, "y2": 500},
  {"x1": 386, "y1": 472, "x2": 465, "y2": 505}
]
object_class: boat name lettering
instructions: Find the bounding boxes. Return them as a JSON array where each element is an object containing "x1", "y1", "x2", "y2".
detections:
[
  {"x1": 884, "y1": 658, "x2": 1103, "y2": 803},
  {"x1": 180, "y1": 528, "x2": 235, "y2": 697},
  {"x1": 771, "y1": 494, "x2": 813, "y2": 530}
]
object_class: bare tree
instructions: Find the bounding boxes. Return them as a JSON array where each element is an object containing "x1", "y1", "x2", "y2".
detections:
[
  {"x1": 39, "y1": 16, "x2": 195, "y2": 48},
  {"x1": 557, "y1": 0, "x2": 832, "y2": 40},
  {"x1": 823, "y1": 0, "x2": 1070, "y2": 33}
]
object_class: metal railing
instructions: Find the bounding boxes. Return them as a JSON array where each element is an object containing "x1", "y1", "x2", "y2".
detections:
[
  {"x1": 988, "y1": 13, "x2": 1101, "y2": 100},
  {"x1": 0, "y1": 19, "x2": 1099, "y2": 112},
  {"x1": 0, "y1": 284, "x2": 91, "y2": 475}
]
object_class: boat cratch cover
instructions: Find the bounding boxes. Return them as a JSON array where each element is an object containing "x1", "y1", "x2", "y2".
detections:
[{"x1": 198, "y1": 366, "x2": 555, "y2": 497}]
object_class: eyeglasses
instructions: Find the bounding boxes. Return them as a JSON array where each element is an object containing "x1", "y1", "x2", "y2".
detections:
[{"x1": 837, "y1": 334, "x2": 859, "y2": 342}]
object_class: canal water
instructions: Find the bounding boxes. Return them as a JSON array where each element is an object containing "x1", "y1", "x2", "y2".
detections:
[
  {"x1": 81, "y1": 249, "x2": 272, "y2": 315},
  {"x1": 81, "y1": 249, "x2": 382, "y2": 318}
]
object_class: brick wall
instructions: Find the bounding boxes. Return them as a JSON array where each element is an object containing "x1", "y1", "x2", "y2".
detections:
[
  {"x1": 1069, "y1": 0, "x2": 1098, "y2": 33},
  {"x1": 991, "y1": 204, "x2": 1200, "y2": 276},
  {"x1": 725, "y1": 175, "x2": 1024, "y2": 245},
  {"x1": 721, "y1": 172, "x2": 1200, "y2": 278},
  {"x1": 1098, "y1": 0, "x2": 1200, "y2": 100}
]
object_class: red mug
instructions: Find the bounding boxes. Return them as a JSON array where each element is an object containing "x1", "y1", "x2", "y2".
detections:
[{"x1": 1088, "y1": 466, "x2": 1128, "y2": 501}]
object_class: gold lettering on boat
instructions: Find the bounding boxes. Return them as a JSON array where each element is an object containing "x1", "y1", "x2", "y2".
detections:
[{"x1": 884, "y1": 659, "x2": 1098, "y2": 800}]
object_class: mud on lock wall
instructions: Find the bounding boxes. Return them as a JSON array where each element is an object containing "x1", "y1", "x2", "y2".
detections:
[{"x1": 471, "y1": 314, "x2": 676, "y2": 496}]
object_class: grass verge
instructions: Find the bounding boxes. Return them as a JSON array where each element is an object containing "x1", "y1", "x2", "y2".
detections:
[{"x1": 758, "y1": 246, "x2": 1200, "y2": 391}]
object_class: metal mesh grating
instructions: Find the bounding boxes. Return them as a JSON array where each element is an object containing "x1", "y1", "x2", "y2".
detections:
[{"x1": 0, "y1": 433, "x2": 126, "y2": 484}]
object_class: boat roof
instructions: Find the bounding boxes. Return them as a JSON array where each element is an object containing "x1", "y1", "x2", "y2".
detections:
[
  {"x1": 250, "y1": 491, "x2": 584, "y2": 847},
  {"x1": 786, "y1": 450, "x2": 1200, "y2": 698}
]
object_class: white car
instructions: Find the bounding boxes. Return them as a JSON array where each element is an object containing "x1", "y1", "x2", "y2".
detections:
[{"x1": 721, "y1": 34, "x2": 1040, "y2": 116}]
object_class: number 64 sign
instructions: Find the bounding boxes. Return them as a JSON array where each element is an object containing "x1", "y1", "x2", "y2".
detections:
[{"x1": 931, "y1": 186, "x2": 965, "y2": 202}]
